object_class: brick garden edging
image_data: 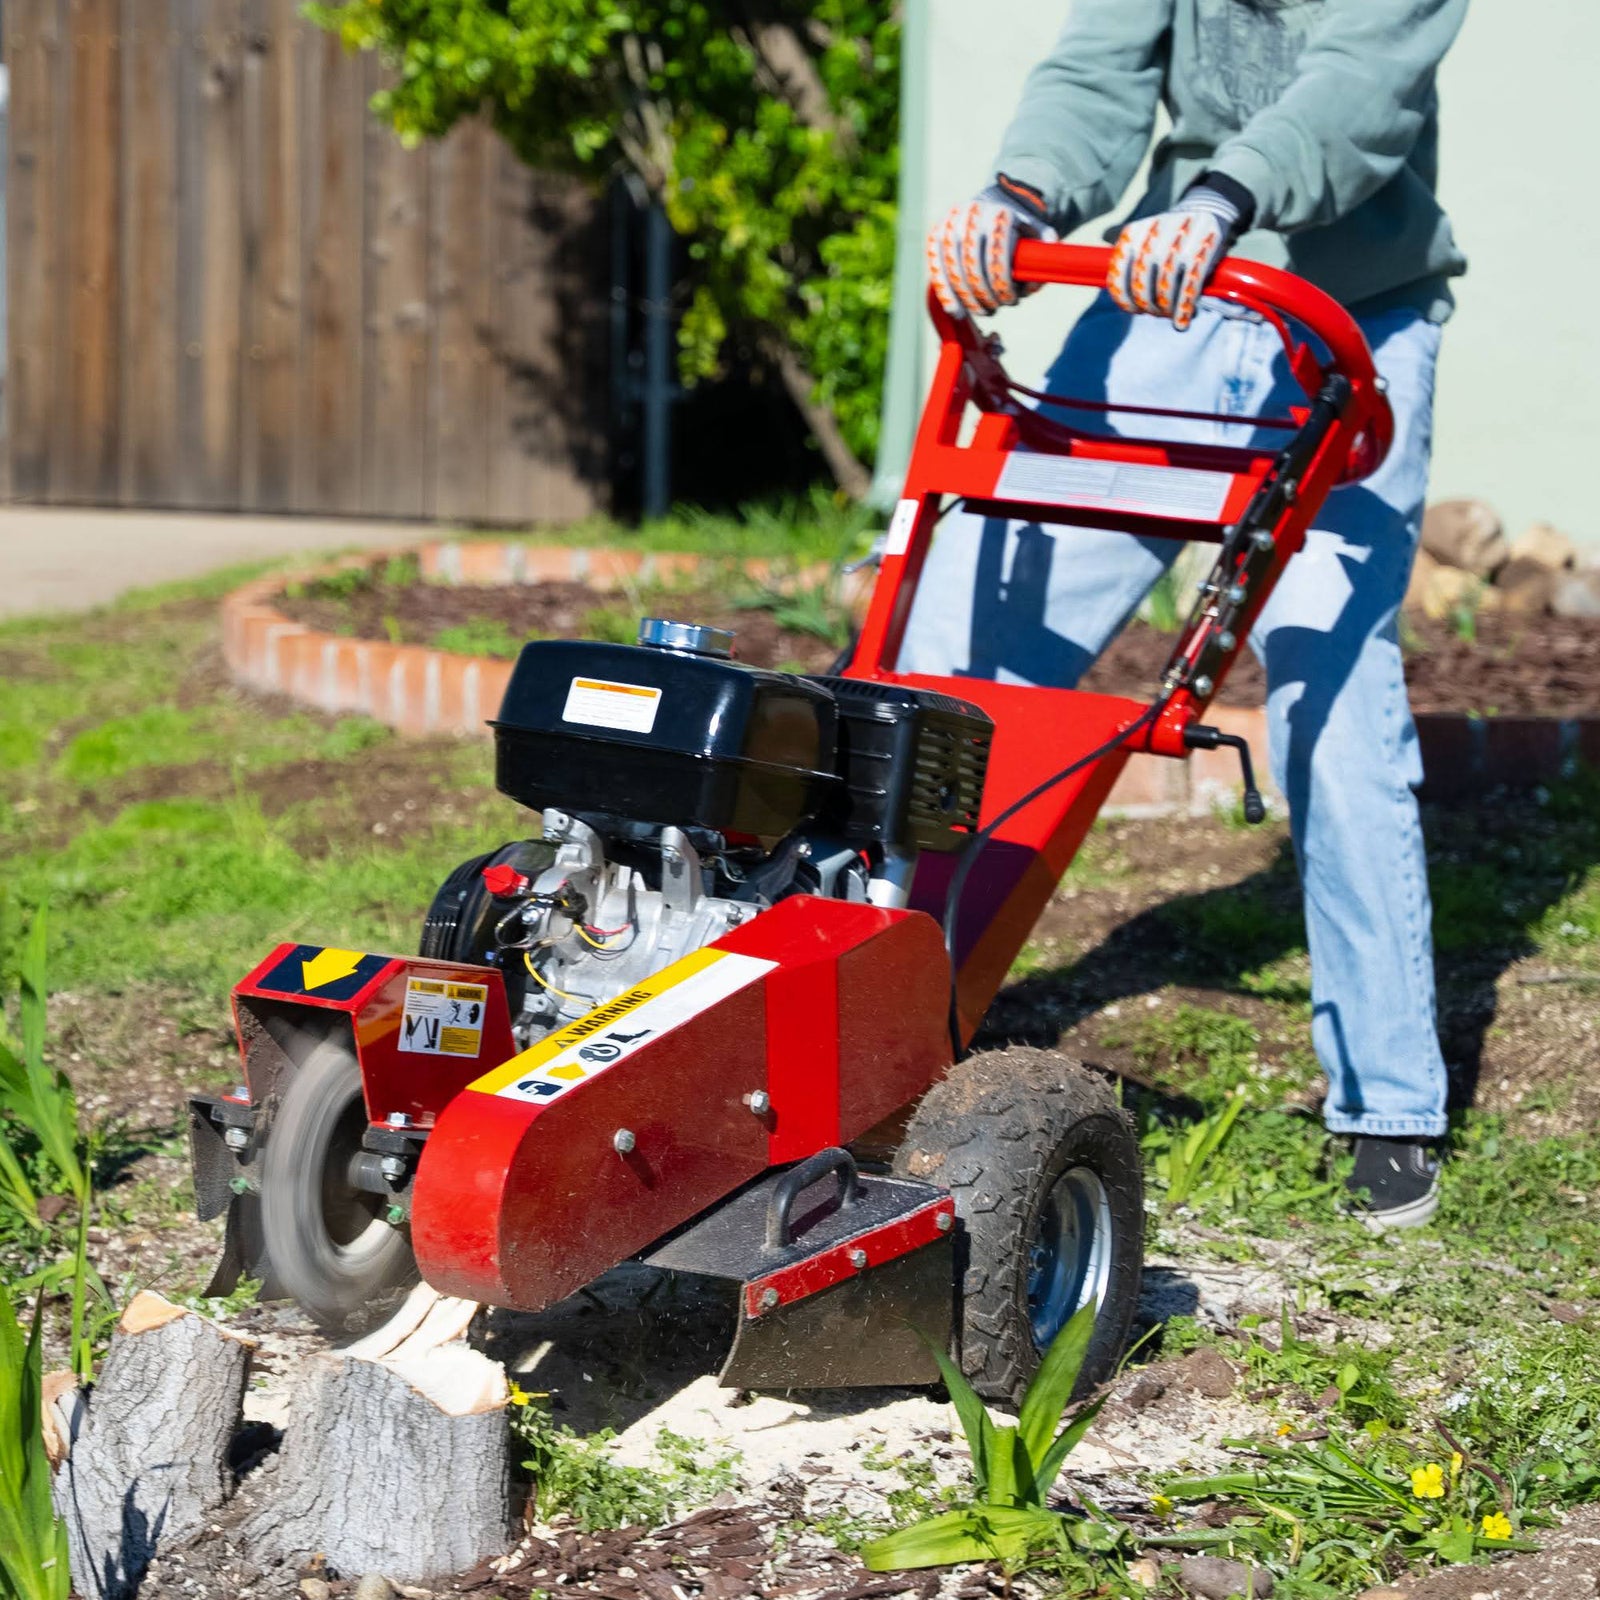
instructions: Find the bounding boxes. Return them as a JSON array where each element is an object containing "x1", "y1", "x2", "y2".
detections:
[
  {"x1": 222, "y1": 541, "x2": 1597, "y2": 815},
  {"x1": 220, "y1": 541, "x2": 853, "y2": 741}
]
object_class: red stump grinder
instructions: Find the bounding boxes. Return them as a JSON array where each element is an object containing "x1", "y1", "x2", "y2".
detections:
[{"x1": 188, "y1": 244, "x2": 1391, "y2": 1404}]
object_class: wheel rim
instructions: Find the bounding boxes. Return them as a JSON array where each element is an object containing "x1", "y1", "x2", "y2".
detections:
[
  {"x1": 317, "y1": 1091, "x2": 392, "y2": 1269},
  {"x1": 1027, "y1": 1166, "x2": 1114, "y2": 1351}
]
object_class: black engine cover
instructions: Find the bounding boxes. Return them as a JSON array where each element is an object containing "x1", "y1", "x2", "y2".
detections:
[{"x1": 492, "y1": 639, "x2": 838, "y2": 839}]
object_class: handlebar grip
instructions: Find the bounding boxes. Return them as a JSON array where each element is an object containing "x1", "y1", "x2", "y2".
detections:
[
  {"x1": 1012, "y1": 240, "x2": 1376, "y2": 389},
  {"x1": 1004, "y1": 239, "x2": 1391, "y2": 482}
]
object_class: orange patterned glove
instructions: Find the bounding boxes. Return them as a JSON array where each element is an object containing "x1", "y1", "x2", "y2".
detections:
[
  {"x1": 1106, "y1": 181, "x2": 1250, "y2": 330},
  {"x1": 927, "y1": 175, "x2": 1057, "y2": 318}
]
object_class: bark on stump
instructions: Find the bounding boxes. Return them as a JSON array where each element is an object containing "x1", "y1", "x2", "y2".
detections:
[
  {"x1": 245, "y1": 1340, "x2": 512, "y2": 1582},
  {"x1": 51, "y1": 1292, "x2": 255, "y2": 1600}
]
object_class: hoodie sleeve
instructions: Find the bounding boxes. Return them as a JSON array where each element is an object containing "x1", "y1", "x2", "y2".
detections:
[
  {"x1": 992, "y1": 0, "x2": 1176, "y2": 236},
  {"x1": 1206, "y1": 0, "x2": 1469, "y2": 233}
]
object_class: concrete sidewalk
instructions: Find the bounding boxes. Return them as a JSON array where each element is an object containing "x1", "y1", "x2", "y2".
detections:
[{"x1": 0, "y1": 505, "x2": 438, "y2": 619}]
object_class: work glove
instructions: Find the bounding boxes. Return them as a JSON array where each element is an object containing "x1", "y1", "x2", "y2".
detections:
[
  {"x1": 1106, "y1": 178, "x2": 1253, "y2": 330},
  {"x1": 927, "y1": 175, "x2": 1057, "y2": 318}
]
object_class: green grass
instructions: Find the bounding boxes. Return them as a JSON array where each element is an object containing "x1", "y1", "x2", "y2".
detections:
[
  {"x1": 9, "y1": 522, "x2": 1600, "y2": 1585},
  {"x1": 0, "y1": 565, "x2": 519, "y2": 1001},
  {"x1": 511, "y1": 1402, "x2": 740, "y2": 1531},
  {"x1": 431, "y1": 618, "x2": 530, "y2": 659},
  {"x1": 436, "y1": 485, "x2": 877, "y2": 567}
]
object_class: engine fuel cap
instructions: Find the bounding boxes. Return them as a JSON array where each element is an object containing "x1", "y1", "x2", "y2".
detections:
[{"x1": 637, "y1": 617, "x2": 734, "y2": 659}]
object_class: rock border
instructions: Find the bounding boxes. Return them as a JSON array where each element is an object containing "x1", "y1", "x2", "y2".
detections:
[
  {"x1": 221, "y1": 540, "x2": 1599, "y2": 814},
  {"x1": 220, "y1": 540, "x2": 848, "y2": 740}
]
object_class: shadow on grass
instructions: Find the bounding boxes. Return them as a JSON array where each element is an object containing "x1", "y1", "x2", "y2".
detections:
[{"x1": 976, "y1": 773, "x2": 1600, "y2": 1118}]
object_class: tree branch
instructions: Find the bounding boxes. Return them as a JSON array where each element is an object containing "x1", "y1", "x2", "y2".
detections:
[
  {"x1": 730, "y1": 13, "x2": 856, "y2": 152},
  {"x1": 768, "y1": 341, "x2": 871, "y2": 499}
]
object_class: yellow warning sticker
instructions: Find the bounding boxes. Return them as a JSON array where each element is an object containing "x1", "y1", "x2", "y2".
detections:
[
  {"x1": 470, "y1": 947, "x2": 775, "y2": 1103},
  {"x1": 400, "y1": 977, "x2": 489, "y2": 1057}
]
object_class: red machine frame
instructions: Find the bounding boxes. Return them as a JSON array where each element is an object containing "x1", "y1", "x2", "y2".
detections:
[
  {"x1": 847, "y1": 240, "x2": 1391, "y2": 1043},
  {"x1": 206, "y1": 244, "x2": 1391, "y2": 1350}
]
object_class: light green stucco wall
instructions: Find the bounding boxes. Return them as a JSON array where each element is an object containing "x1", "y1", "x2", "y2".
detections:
[{"x1": 879, "y1": 2, "x2": 1599, "y2": 546}]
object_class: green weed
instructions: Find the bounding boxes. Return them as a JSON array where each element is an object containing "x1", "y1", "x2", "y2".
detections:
[
  {"x1": 509, "y1": 1398, "x2": 738, "y2": 1530},
  {"x1": 1160, "y1": 1428, "x2": 1536, "y2": 1586},
  {"x1": 732, "y1": 574, "x2": 852, "y2": 646},
  {"x1": 382, "y1": 553, "x2": 421, "y2": 589},
  {"x1": 1162, "y1": 881, "x2": 1305, "y2": 978},
  {"x1": 0, "y1": 909, "x2": 99, "y2": 1378},
  {"x1": 432, "y1": 619, "x2": 529, "y2": 659},
  {"x1": 1138, "y1": 566, "x2": 1185, "y2": 634},
  {"x1": 862, "y1": 1304, "x2": 1119, "y2": 1577},
  {"x1": 582, "y1": 607, "x2": 641, "y2": 646},
  {"x1": 1114, "y1": 1005, "x2": 1261, "y2": 1101},
  {"x1": 1233, "y1": 1306, "x2": 1406, "y2": 1428},
  {"x1": 1441, "y1": 1321, "x2": 1600, "y2": 1502},
  {"x1": 0, "y1": 1285, "x2": 70, "y2": 1600},
  {"x1": 1143, "y1": 1092, "x2": 1246, "y2": 1210}
]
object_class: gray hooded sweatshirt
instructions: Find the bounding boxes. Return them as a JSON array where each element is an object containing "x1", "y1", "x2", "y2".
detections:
[{"x1": 994, "y1": 0, "x2": 1469, "y2": 320}]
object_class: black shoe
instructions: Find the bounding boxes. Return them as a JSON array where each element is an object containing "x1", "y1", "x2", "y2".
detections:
[{"x1": 1343, "y1": 1137, "x2": 1440, "y2": 1231}]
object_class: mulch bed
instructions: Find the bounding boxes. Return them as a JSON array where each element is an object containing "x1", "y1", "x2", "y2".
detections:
[
  {"x1": 446, "y1": 1505, "x2": 960, "y2": 1600},
  {"x1": 276, "y1": 578, "x2": 845, "y2": 676},
  {"x1": 144, "y1": 1498, "x2": 1003, "y2": 1600},
  {"x1": 279, "y1": 570, "x2": 1600, "y2": 718},
  {"x1": 1081, "y1": 610, "x2": 1600, "y2": 716}
]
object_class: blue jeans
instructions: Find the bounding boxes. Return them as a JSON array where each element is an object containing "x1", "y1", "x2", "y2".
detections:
[{"x1": 900, "y1": 297, "x2": 1449, "y2": 1138}]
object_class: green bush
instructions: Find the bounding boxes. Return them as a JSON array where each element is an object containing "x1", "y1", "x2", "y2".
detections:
[{"x1": 308, "y1": 2, "x2": 900, "y2": 478}]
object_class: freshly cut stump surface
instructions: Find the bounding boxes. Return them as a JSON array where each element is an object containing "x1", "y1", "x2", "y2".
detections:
[{"x1": 245, "y1": 1300, "x2": 511, "y2": 1582}]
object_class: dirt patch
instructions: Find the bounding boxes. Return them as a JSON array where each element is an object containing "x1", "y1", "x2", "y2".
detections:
[
  {"x1": 53, "y1": 983, "x2": 238, "y2": 1128},
  {"x1": 1079, "y1": 612, "x2": 1600, "y2": 716},
  {"x1": 275, "y1": 572, "x2": 846, "y2": 676},
  {"x1": 1400, "y1": 1501, "x2": 1600, "y2": 1600}
]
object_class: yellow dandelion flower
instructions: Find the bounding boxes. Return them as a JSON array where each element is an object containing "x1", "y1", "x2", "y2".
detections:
[
  {"x1": 1410, "y1": 1463, "x2": 1445, "y2": 1500},
  {"x1": 1276, "y1": 1423, "x2": 1294, "y2": 1437},
  {"x1": 1151, "y1": 1493, "x2": 1175, "y2": 1515},
  {"x1": 1481, "y1": 1512, "x2": 1513, "y2": 1541}
]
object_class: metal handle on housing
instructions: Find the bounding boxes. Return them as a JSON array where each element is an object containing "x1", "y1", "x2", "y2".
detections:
[{"x1": 764, "y1": 1147, "x2": 860, "y2": 1252}]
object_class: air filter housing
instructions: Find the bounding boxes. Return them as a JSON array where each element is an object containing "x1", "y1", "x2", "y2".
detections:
[{"x1": 809, "y1": 678, "x2": 992, "y2": 853}]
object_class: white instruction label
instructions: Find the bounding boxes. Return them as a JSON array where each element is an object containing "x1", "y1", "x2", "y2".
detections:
[
  {"x1": 562, "y1": 676, "x2": 662, "y2": 735},
  {"x1": 473, "y1": 948, "x2": 776, "y2": 1105},
  {"x1": 399, "y1": 977, "x2": 489, "y2": 1057},
  {"x1": 994, "y1": 451, "x2": 1233, "y2": 522},
  {"x1": 884, "y1": 497, "x2": 920, "y2": 556}
]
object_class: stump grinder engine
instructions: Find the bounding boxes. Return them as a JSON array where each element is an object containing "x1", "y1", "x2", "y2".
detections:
[{"x1": 189, "y1": 244, "x2": 1392, "y2": 1403}]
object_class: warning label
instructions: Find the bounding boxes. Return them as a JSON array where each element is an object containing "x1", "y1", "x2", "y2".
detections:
[
  {"x1": 562, "y1": 676, "x2": 662, "y2": 735},
  {"x1": 884, "y1": 497, "x2": 919, "y2": 556},
  {"x1": 470, "y1": 948, "x2": 775, "y2": 1105},
  {"x1": 399, "y1": 977, "x2": 489, "y2": 1057},
  {"x1": 994, "y1": 451, "x2": 1233, "y2": 522}
]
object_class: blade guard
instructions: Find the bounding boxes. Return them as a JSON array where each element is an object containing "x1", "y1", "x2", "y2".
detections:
[
  {"x1": 641, "y1": 1149, "x2": 957, "y2": 1390},
  {"x1": 230, "y1": 942, "x2": 518, "y2": 1127},
  {"x1": 410, "y1": 896, "x2": 953, "y2": 1312}
]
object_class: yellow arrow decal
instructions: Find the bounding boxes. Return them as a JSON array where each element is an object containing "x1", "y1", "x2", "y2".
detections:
[{"x1": 301, "y1": 947, "x2": 365, "y2": 990}]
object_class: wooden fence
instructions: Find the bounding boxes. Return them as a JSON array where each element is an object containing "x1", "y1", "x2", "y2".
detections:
[{"x1": 3, "y1": 0, "x2": 610, "y2": 522}]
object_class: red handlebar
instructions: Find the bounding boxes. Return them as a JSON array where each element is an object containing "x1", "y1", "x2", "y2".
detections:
[{"x1": 980, "y1": 240, "x2": 1393, "y2": 481}]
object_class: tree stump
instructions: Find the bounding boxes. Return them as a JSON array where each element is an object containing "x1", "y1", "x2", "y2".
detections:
[
  {"x1": 47, "y1": 1283, "x2": 509, "y2": 1590},
  {"x1": 51, "y1": 1292, "x2": 255, "y2": 1600},
  {"x1": 245, "y1": 1322, "x2": 512, "y2": 1582}
]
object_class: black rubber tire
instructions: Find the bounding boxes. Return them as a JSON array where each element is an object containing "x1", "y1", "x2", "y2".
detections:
[
  {"x1": 892, "y1": 1046, "x2": 1144, "y2": 1408},
  {"x1": 260, "y1": 1025, "x2": 419, "y2": 1338}
]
